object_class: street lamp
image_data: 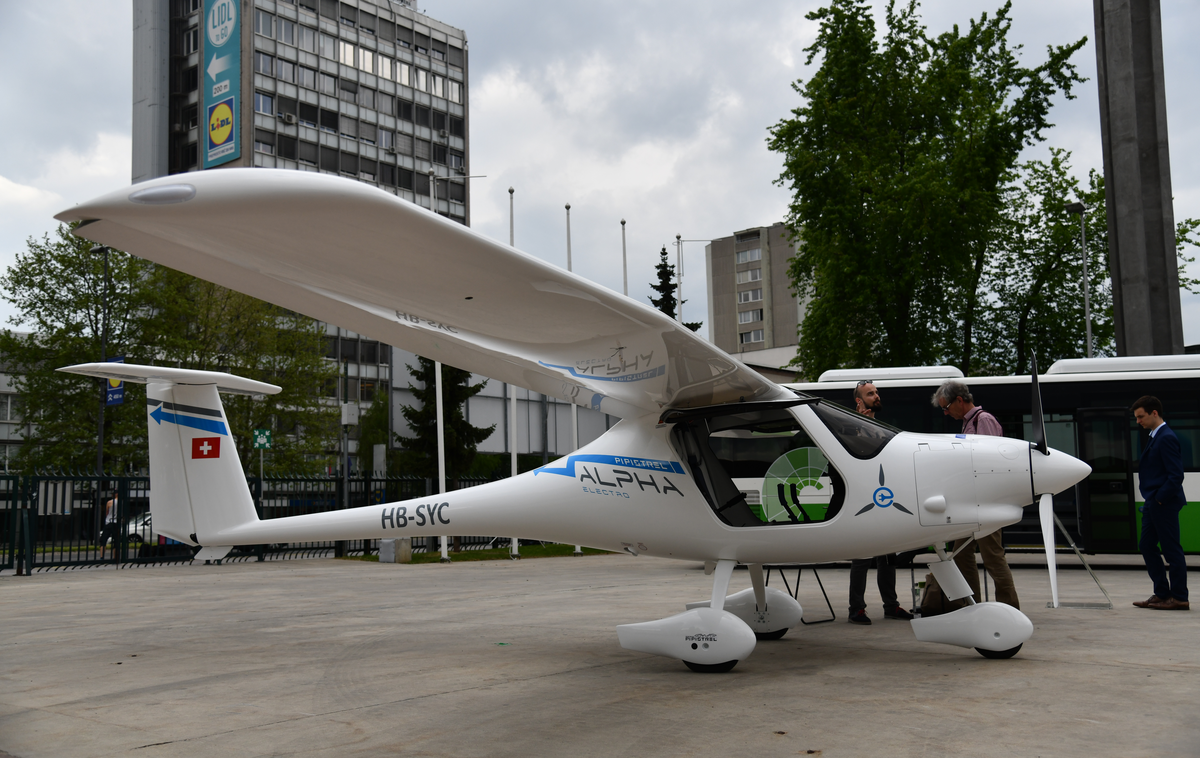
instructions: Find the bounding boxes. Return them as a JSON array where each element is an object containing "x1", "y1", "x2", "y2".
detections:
[
  {"x1": 675, "y1": 236, "x2": 714, "y2": 326},
  {"x1": 1064, "y1": 201, "x2": 1094, "y2": 359},
  {"x1": 427, "y1": 169, "x2": 486, "y2": 216},
  {"x1": 90, "y1": 245, "x2": 111, "y2": 475}
]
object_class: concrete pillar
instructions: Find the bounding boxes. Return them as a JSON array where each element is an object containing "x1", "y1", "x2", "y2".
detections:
[{"x1": 1094, "y1": 0, "x2": 1184, "y2": 355}]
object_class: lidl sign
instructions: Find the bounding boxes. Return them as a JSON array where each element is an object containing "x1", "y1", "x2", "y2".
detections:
[{"x1": 203, "y1": 0, "x2": 241, "y2": 168}]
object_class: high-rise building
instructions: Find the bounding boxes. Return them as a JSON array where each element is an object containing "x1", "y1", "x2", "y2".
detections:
[
  {"x1": 134, "y1": 0, "x2": 470, "y2": 224},
  {"x1": 705, "y1": 223, "x2": 806, "y2": 382},
  {"x1": 130, "y1": 1, "x2": 596, "y2": 470}
]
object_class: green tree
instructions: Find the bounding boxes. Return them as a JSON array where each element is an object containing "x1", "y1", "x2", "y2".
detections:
[
  {"x1": 648, "y1": 246, "x2": 701, "y2": 332},
  {"x1": 146, "y1": 269, "x2": 338, "y2": 474},
  {"x1": 973, "y1": 150, "x2": 1114, "y2": 375},
  {"x1": 768, "y1": 0, "x2": 1085, "y2": 379},
  {"x1": 397, "y1": 357, "x2": 495, "y2": 485},
  {"x1": 0, "y1": 223, "x2": 338, "y2": 474},
  {"x1": 0, "y1": 224, "x2": 154, "y2": 472}
]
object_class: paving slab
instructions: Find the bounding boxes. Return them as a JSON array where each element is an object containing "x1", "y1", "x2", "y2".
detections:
[{"x1": 1, "y1": 555, "x2": 1196, "y2": 758}]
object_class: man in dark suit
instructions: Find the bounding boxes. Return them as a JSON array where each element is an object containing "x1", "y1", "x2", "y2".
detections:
[{"x1": 1131, "y1": 396, "x2": 1189, "y2": 611}]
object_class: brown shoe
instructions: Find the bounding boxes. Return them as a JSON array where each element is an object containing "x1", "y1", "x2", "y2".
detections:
[
  {"x1": 1133, "y1": 595, "x2": 1165, "y2": 608},
  {"x1": 1148, "y1": 597, "x2": 1190, "y2": 611}
]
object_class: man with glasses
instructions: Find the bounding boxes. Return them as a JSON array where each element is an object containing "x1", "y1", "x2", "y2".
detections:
[
  {"x1": 847, "y1": 381, "x2": 913, "y2": 624},
  {"x1": 930, "y1": 380, "x2": 1019, "y2": 609}
]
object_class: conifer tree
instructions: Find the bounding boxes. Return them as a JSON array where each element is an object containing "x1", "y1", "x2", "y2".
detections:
[
  {"x1": 648, "y1": 246, "x2": 701, "y2": 332},
  {"x1": 396, "y1": 357, "x2": 495, "y2": 486}
]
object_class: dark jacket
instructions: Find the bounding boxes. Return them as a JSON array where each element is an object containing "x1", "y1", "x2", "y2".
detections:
[{"x1": 1138, "y1": 423, "x2": 1186, "y2": 508}]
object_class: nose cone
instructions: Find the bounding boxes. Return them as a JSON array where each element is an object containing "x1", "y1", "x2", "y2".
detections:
[{"x1": 1031, "y1": 448, "x2": 1092, "y2": 496}]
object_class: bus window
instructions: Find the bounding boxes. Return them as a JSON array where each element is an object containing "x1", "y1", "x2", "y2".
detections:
[{"x1": 810, "y1": 400, "x2": 898, "y2": 459}]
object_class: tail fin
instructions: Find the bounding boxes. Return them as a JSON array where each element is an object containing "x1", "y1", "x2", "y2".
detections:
[{"x1": 59, "y1": 363, "x2": 280, "y2": 547}]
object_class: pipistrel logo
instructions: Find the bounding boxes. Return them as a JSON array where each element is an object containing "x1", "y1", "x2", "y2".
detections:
[{"x1": 855, "y1": 465, "x2": 913, "y2": 516}]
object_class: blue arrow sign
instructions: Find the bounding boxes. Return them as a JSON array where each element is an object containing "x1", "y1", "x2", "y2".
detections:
[{"x1": 150, "y1": 404, "x2": 228, "y2": 436}]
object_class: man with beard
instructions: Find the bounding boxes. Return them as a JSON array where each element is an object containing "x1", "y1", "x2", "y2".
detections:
[{"x1": 846, "y1": 381, "x2": 912, "y2": 624}]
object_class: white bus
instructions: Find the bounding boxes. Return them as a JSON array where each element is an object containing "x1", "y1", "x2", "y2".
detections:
[{"x1": 783, "y1": 355, "x2": 1200, "y2": 554}]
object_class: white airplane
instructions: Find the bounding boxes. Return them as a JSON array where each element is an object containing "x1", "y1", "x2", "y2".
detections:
[{"x1": 56, "y1": 170, "x2": 1089, "y2": 673}]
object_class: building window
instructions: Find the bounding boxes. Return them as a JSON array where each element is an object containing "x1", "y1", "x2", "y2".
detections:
[
  {"x1": 277, "y1": 59, "x2": 296, "y2": 84},
  {"x1": 183, "y1": 104, "x2": 198, "y2": 129},
  {"x1": 298, "y1": 140, "x2": 319, "y2": 164},
  {"x1": 448, "y1": 80, "x2": 462, "y2": 104},
  {"x1": 298, "y1": 25, "x2": 317, "y2": 53},
  {"x1": 414, "y1": 105, "x2": 430, "y2": 127},
  {"x1": 433, "y1": 144, "x2": 447, "y2": 165},
  {"x1": 449, "y1": 116, "x2": 464, "y2": 137},
  {"x1": 379, "y1": 129, "x2": 393, "y2": 150},
  {"x1": 319, "y1": 33, "x2": 336, "y2": 59},
  {"x1": 319, "y1": 108, "x2": 338, "y2": 132},
  {"x1": 414, "y1": 138, "x2": 431, "y2": 160},
  {"x1": 397, "y1": 100, "x2": 413, "y2": 122},
  {"x1": 299, "y1": 101, "x2": 318, "y2": 126},
  {"x1": 319, "y1": 73, "x2": 337, "y2": 95},
  {"x1": 736, "y1": 230, "x2": 761, "y2": 243},
  {"x1": 340, "y1": 117, "x2": 358, "y2": 139},
  {"x1": 377, "y1": 56, "x2": 393, "y2": 80},
  {"x1": 359, "y1": 48, "x2": 374, "y2": 74},
  {"x1": 415, "y1": 68, "x2": 428, "y2": 92},
  {"x1": 738, "y1": 309, "x2": 763, "y2": 324},
  {"x1": 736, "y1": 268, "x2": 762, "y2": 284},
  {"x1": 278, "y1": 134, "x2": 298, "y2": 160},
  {"x1": 299, "y1": 65, "x2": 317, "y2": 89},
  {"x1": 740, "y1": 329, "x2": 765, "y2": 344},
  {"x1": 183, "y1": 28, "x2": 199, "y2": 54},
  {"x1": 357, "y1": 87, "x2": 375, "y2": 109},
  {"x1": 738, "y1": 288, "x2": 763, "y2": 304},
  {"x1": 431, "y1": 74, "x2": 444, "y2": 99},
  {"x1": 254, "y1": 52, "x2": 274, "y2": 76},
  {"x1": 359, "y1": 122, "x2": 377, "y2": 145},
  {"x1": 254, "y1": 129, "x2": 276, "y2": 155},
  {"x1": 397, "y1": 62, "x2": 411, "y2": 87},
  {"x1": 254, "y1": 92, "x2": 274, "y2": 115},
  {"x1": 278, "y1": 18, "x2": 295, "y2": 46},
  {"x1": 255, "y1": 9, "x2": 275, "y2": 38},
  {"x1": 339, "y1": 79, "x2": 357, "y2": 102},
  {"x1": 448, "y1": 150, "x2": 464, "y2": 170},
  {"x1": 395, "y1": 133, "x2": 413, "y2": 155},
  {"x1": 339, "y1": 40, "x2": 356, "y2": 67},
  {"x1": 736, "y1": 248, "x2": 762, "y2": 264}
]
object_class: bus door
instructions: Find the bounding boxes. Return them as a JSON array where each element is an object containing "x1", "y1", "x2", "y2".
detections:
[{"x1": 1075, "y1": 408, "x2": 1137, "y2": 553}]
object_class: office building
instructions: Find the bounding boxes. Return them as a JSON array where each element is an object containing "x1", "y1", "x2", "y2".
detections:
[
  {"x1": 705, "y1": 223, "x2": 805, "y2": 383},
  {"x1": 131, "y1": 1, "x2": 595, "y2": 469}
]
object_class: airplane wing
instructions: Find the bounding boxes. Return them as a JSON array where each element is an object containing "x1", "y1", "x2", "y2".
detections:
[{"x1": 55, "y1": 169, "x2": 790, "y2": 418}]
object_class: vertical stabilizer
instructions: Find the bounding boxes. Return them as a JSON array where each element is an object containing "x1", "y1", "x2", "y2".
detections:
[
  {"x1": 58, "y1": 363, "x2": 280, "y2": 547},
  {"x1": 146, "y1": 382, "x2": 259, "y2": 544}
]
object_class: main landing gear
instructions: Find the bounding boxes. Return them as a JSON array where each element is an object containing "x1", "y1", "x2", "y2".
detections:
[{"x1": 616, "y1": 561, "x2": 804, "y2": 672}]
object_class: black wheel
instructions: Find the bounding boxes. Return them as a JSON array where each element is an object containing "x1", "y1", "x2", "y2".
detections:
[
  {"x1": 755, "y1": 628, "x2": 788, "y2": 641},
  {"x1": 683, "y1": 659, "x2": 738, "y2": 673},
  {"x1": 127, "y1": 535, "x2": 143, "y2": 546},
  {"x1": 975, "y1": 644, "x2": 1022, "y2": 659}
]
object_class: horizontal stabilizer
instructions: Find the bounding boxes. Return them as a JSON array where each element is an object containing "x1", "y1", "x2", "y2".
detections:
[{"x1": 58, "y1": 363, "x2": 281, "y2": 396}]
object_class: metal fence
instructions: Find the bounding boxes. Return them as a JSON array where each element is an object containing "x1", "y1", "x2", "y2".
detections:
[{"x1": 0, "y1": 472, "x2": 505, "y2": 573}]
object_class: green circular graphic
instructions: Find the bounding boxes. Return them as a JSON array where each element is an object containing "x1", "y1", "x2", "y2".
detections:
[{"x1": 758, "y1": 447, "x2": 830, "y2": 523}]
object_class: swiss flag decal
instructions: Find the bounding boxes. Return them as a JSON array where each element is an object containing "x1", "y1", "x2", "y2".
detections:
[{"x1": 192, "y1": 437, "x2": 221, "y2": 459}]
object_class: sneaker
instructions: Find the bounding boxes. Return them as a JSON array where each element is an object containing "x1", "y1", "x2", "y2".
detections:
[
  {"x1": 884, "y1": 605, "x2": 914, "y2": 620},
  {"x1": 848, "y1": 610, "x2": 872, "y2": 625}
]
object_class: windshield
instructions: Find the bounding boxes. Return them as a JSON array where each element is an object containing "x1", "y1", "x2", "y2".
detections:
[{"x1": 811, "y1": 400, "x2": 898, "y2": 459}]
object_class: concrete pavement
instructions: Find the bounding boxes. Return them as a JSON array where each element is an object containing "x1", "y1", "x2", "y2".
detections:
[{"x1": 1, "y1": 554, "x2": 1196, "y2": 757}]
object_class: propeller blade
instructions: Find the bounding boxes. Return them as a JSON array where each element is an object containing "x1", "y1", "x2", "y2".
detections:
[
  {"x1": 1030, "y1": 355, "x2": 1048, "y2": 456},
  {"x1": 1040, "y1": 493, "x2": 1059, "y2": 608}
]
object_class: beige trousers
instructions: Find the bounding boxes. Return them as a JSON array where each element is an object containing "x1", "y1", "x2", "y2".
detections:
[{"x1": 950, "y1": 529, "x2": 1020, "y2": 610}]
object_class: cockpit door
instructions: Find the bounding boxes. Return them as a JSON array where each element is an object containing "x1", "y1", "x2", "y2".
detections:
[{"x1": 914, "y1": 441, "x2": 977, "y2": 526}]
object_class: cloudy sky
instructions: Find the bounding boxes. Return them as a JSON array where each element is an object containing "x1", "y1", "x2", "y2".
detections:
[{"x1": 3, "y1": 0, "x2": 1200, "y2": 349}]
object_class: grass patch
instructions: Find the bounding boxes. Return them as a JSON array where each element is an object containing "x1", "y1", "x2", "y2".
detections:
[{"x1": 340, "y1": 543, "x2": 612, "y2": 563}]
